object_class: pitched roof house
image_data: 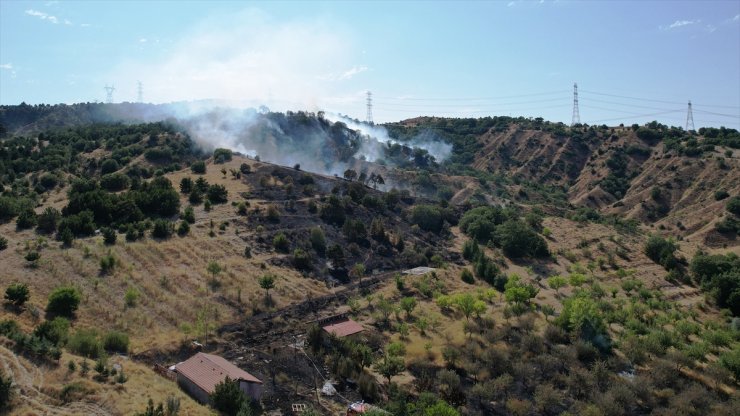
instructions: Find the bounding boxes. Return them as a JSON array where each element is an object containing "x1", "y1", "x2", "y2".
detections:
[
  {"x1": 174, "y1": 352, "x2": 263, "y2": 404},
  {"x1": 320, "y1": 315, "x2": 365, "y2": 338}
]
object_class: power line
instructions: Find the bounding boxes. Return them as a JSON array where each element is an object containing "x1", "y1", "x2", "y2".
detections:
[
  {"x1": 579, "y1": 97, "x2": 680, "y2": 112},
  {"x1": 580, "y1": 89, "x2": 740, "y2": 109},
  {"x1": 374, "y1": 96, "x2": 568, "y2": 108},
  {"x1": 580, "y1": 104, "x2": 682, "y2": 116},
  {"x1": 692, "y1": 108, "x2": 740, "y2": 119},
  {"x1": 374, "y1": 90, "x2": 569, "y2": 101},
  {"x1": 587, "y1": 110, "x2": 684, "y2": 124}
]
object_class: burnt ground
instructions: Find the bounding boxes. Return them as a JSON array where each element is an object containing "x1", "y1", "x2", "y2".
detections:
[
  {"x1": 132, "y1": 162, "x2": 465, "y2": 413},
  {"x1": 237, "y1": 163, "x2": 462, "y2": 282},
  {"x1": 136, "y1": 271, "x2": 400, "y2": 414}
]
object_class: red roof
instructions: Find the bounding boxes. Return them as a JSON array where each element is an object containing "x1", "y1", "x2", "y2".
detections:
[
  {"x1": 322, "y1": 318, "x2": 364, "y2": 337},
  {"x1": 175, "y1": 352, "x2": 262, "y2": 394}
]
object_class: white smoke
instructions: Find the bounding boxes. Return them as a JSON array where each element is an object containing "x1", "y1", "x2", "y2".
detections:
[
  {"x1": 323, "y1": 112, "x2": 452, "y2": 163},
  {"x1": 108, "y1": 8, "x2": 363, "y2": 113}
]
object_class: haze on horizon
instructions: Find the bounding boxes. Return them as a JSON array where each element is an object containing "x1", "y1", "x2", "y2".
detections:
[{"x1": 1, "y1": 0, "x2": 738, "y2": 129}]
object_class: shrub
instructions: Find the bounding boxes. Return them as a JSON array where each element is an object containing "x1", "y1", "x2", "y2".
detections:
[
  {"x1": 273, "y1": 232, "x2": 289, "y2": 253},
  {"x1": 211, "y1": 377, "x2": 246, "y2": 415},
  {"x1": 47, "y1": 286, "x2": 81, "y2": 318},
  {"x1": 207, "y1": 184, "x2": 228, "y2": 204},
  {"x1": 100, "y1": 173, "x2": 130, "y2": 191},
  {"x1": 151, "y1": 219, "x2": 174, "y2": 239},
  {"x1": 266, "y1": 205, "x2": 280, "y2": 222},
  {"x1": 25, "y1": 250, "x2": 40, "y2": 263},
  {"x1": 460, "y1": 268, "x2": 475, "y2": 284},
  {"x1": 0, "y1": 236, "x2": 7, "y2": 251},
  {"x1": 714, "y1": 190, "x2": 730, "y2": 201},
  {"x1": 100, "y1": 159, "x2": 120, "y2": 175},
  {"x1": 410, "y1": 205, "x2": 444, "y2": 233},
  {"x1": 0, "y1": 369, "x2": 12, "y2": 410},
  {"x1": 727, "y1": 196, "x2": 740, "y2": 217},
  {"x1": 309, "y1": 227, "x2": 326, "y2": 255},
  {"x1": 644, "y1": 234, "x2": 679, "y2": 270},
  {"x1": 293, "y1": 249, "x2": 312, "y2": 270},
  {"x1": 4, "y1": 283, "x2": 30, "y2": 308},
  {"x1": 181, "y1": 206, "x2": 196, "y2": 224},
  {"x1": 36, "y1": 207, "x2": 61, "y2": 234},
  {"x1": 67, "y1": 329, "x2": 102, "y2": 358},
  {"x1": 462, "y1": 239, "x2": 481, "y2": 261},
  {"x1": 16, "y1": 208, "x2": 37, "y2": 229},
  {"x1": 190, "y1": 161, "x2": 206, "y2": 174},
  {"x1": 124, "y1": 287, "x2": 139, "y2": 307},
  {"x1": 342, "y1": 219, "x2": 367, "y2": 243},
  {"x1": 239, "y1": 163, "x2": 251, "y2": 174},
  {"x1": 5, "y1": 283, "x2": 31, "y2": 308},
  {"x1": 99, "y1": 254, "x2": 116, "y2": 274},
  {"x1": 39, "y1": 172, "x2": 59, "y2": 190},
  {"x1": 180, "y1": 177, "x2": 193, "y2": 194},
  {"x1": 177, "y1": 220, "x2": 190, "y2": 236},
  {"x1": 102, "y1": 330, "x2": 129, "y2": 353},
  {"x1": 496, "y1": 219, "x2": 549, "y2": 258},
  {"x1": 33, "y1": 317, "x2": 70, "y2": 345},
  {"x1": 101, "y1": 227, "x2": 117, "y2": 245},
  {"x1": 213, "y1": 148, "x2": 233, "y2": 164}
]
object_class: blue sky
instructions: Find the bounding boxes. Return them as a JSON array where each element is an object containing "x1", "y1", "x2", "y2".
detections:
[{"x1": 1, "y1": 0, "x2": 738, "y2": 128}]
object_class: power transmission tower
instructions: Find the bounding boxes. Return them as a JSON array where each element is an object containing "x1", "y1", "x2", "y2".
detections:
[
  {"x1": 685, "y1": 100, "x2": 695, "y2": 132},
  {"x1": 137, "y1": 81, "x2": 143, "y2": 103},
  {"x1": 104, "y1": 85, "x2": 116, "y2": 104},
  {"x1": 366, "y1": 91, "x2": 373, "y2": 124},
  {"x1": 571, "y1": 82, "x2": 580, "y2": 127}
]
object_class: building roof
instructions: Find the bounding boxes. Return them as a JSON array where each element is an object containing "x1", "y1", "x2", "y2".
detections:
[
  {"x1": 322, "y1": 318, "x2": 364, "y2": 337},
  {"x1": 175, "y1": 352, "x2": 262, "y2": 395},
  {"x1": 403, "y1": 266, "x2": 436, "y2": 275}
]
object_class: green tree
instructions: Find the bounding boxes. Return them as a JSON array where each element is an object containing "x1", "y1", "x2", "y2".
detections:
[
  {"x1": 272, "y1": 232, "x2": 289, "y2": 253},
  {"x1": 180, "y1": 177, "x2": 193, "y2": 194},
  {"x1": 47, "y1": 286, "x2": 81, "y2": 318},
  {"x1": 0, "y1": 369, "x2": 13, "y2": 411},
  {"x1": 211, "y1": 377, "x2": 246, "y2": 416},
  {"x1": 350, "y1": 263, "x2": 366, "y2": 286},
  {"x1": 33, "y1": 317, "x2": 70, "y2": 345},
  {"x1": 309, "y1": 227, "x2": 326, "y2": 255},
  {"x1": 726, "y1": 196, "x2": 740, "y2": 217},
  {"x1": 374, "y1": 354, "x2": 405, "y2": 385},
  {"x1": 453, "y1": 293, "x2": 476, "y2": 321},
  {"x1": 410, "y1": 205, "x2": 444, "y2": 233},
  {"x1": 181, "y1": 206, "x2": 195, "y2": 224},
  {"x1": 206, "y1": 260, "x2": 222, "y2": 282},
  {"x1": 4, "y1": 283, "x2": 29, "y2": 309},
  {"x1": 258, "y1": 274, "x2": 276, "y2": 304},
  {"x1": 400, "y1": 297, "x2": 417, "y2": 319},
  {"x1": 190, "y1": 161, "x2": 206, "y2": 174},
  {"x1": 101, "y1": 227, "x2": 117, "y2": 245},
  {"x1": 504, "y1": 275, "x2": 539, "y2": 307},
  {"x1": 343, "y1": 169, "x2": 358, "y2": 181},
  {"x1": 547, "y1": 275, "x2": 567, "y2": 295},
  {"x1": 36, "y1": 207, "x2": 61, "y2": 234},
  {"x1": 496, "y1": 219, "x2": 549, "y2": 258}
]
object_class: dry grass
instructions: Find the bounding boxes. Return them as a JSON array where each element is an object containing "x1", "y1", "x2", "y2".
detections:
[{"x1": 1, "y1": 347, "x2": 210, "y2": 416}]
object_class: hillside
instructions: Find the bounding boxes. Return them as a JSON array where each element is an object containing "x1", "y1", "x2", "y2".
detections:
[{"x1": 0, "y1": 107, "x2": 739, "y2": 415}]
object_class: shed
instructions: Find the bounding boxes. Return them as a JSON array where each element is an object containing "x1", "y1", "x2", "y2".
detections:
[
  {"x1": 320, "y1": 314, "x2": 364, "y2": 338},
  {"x1": 173, "y1": 352, "x2": 263, "y2": 404}
]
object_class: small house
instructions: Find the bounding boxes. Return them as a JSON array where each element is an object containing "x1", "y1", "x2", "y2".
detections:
[
  {"x1": 320, "y1": 314, "x2": 364, "y2": 338},
  {"x1": 173, "y1": 352, "x2": 263, "y2": 404}
]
